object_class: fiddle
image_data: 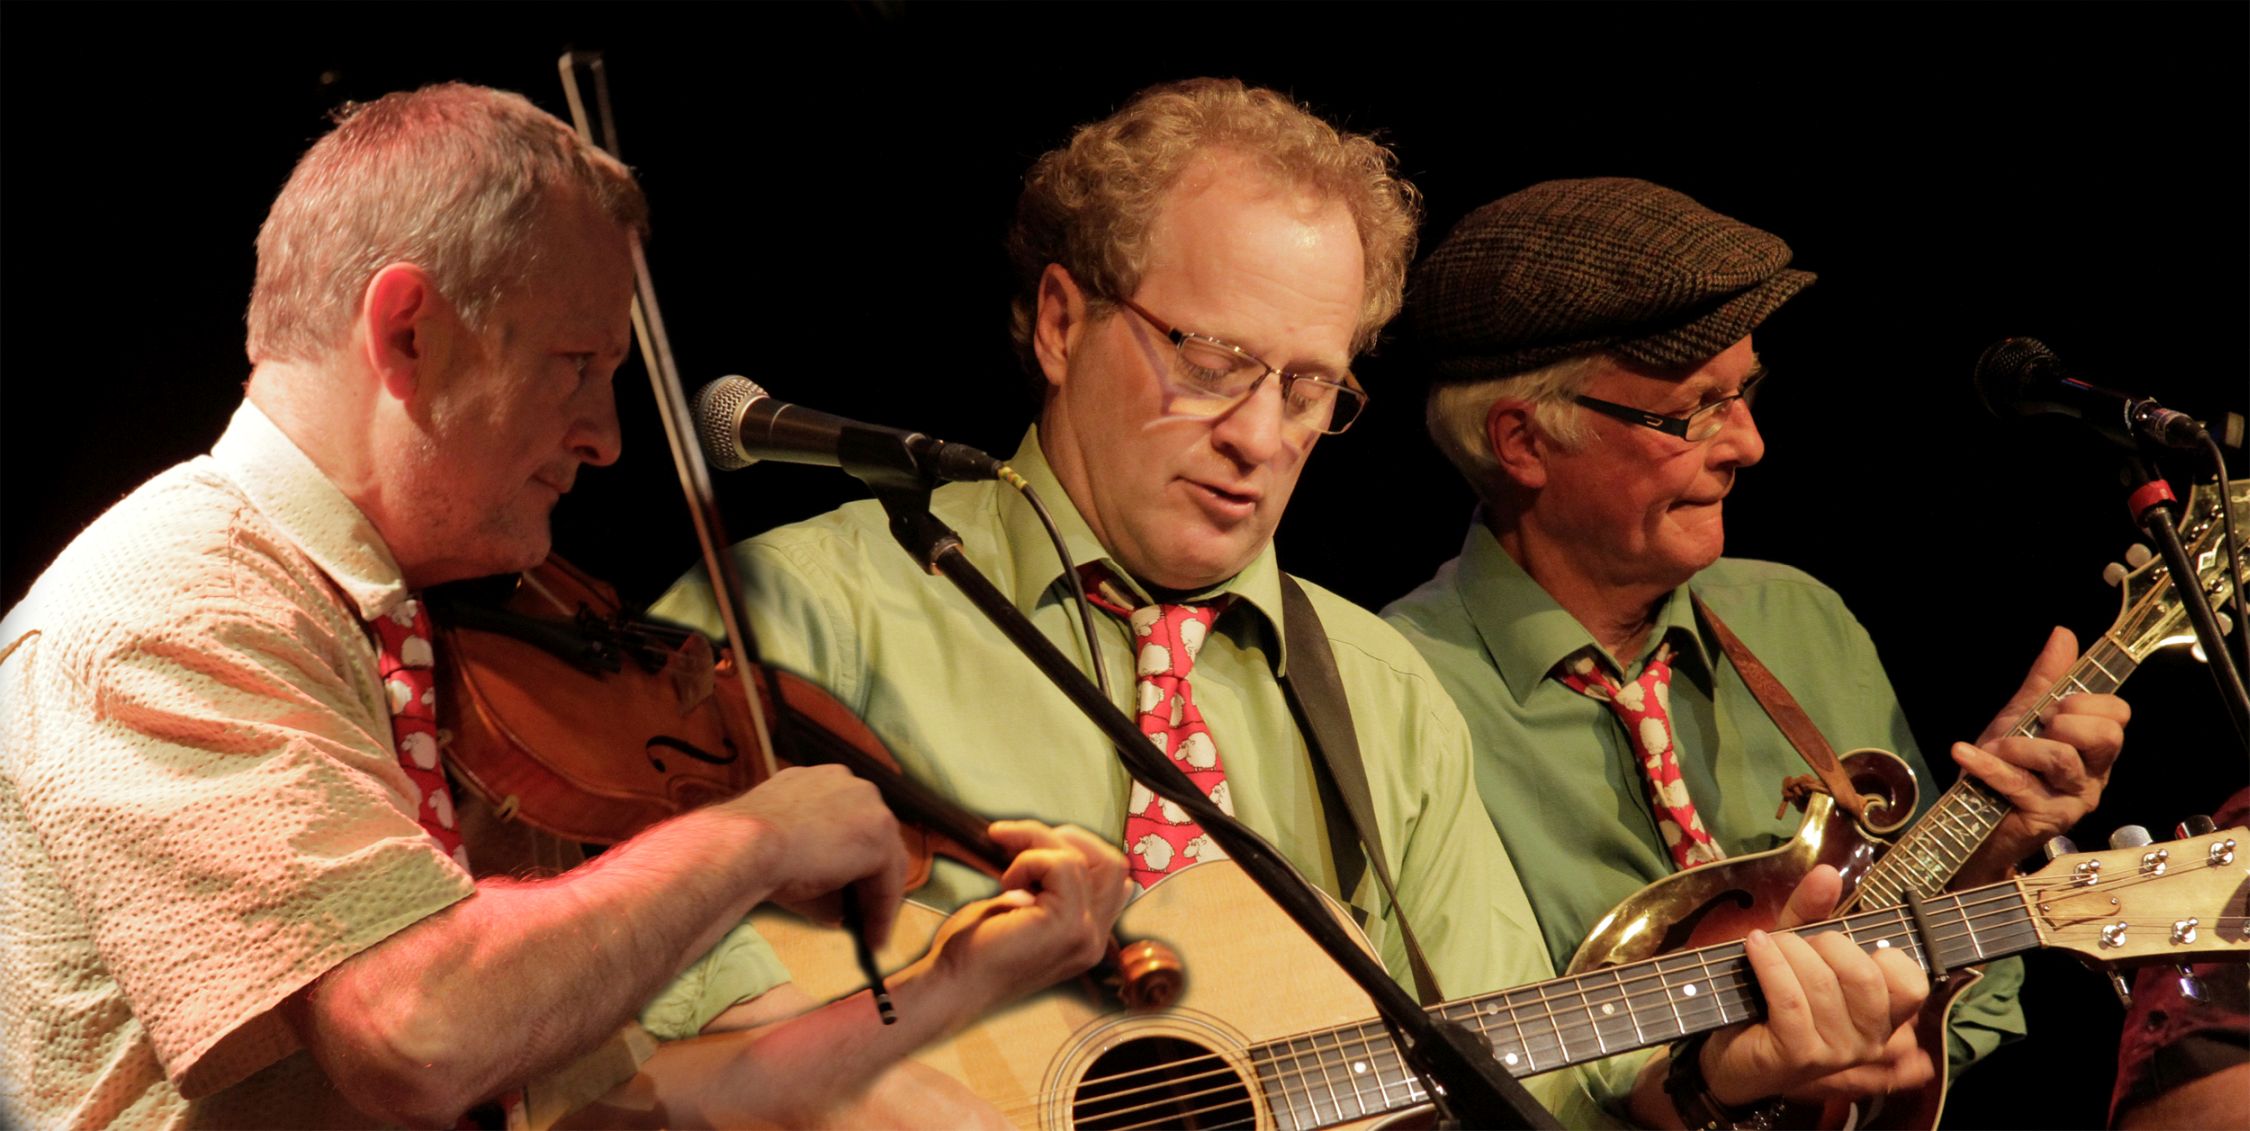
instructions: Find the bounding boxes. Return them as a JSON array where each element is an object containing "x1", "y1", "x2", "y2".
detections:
[{"x1": 429, "y1": 555, "x2": 1183, "y2": 1005}]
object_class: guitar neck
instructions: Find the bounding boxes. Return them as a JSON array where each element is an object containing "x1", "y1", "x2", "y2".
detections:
[
  {"x1": 1247, "y1": 882, "x2": 2040, "y2": 1130},
  {"x1": 1852, "y1": 634, "x2": 2139, "y2": 909}
]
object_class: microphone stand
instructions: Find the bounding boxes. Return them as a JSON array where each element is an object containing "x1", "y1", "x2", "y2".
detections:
[
  {"x1": 855, "y1": 465, "x2": 1556, "y2": 1131},
  {"x1": 2124, "y1": 456, "x2": 2250, "y2": 747}
]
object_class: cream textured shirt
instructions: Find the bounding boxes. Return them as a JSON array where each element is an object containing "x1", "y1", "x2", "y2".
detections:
[{"x1": 1, "y1": 404, "x2": 781, "y2": 1129}]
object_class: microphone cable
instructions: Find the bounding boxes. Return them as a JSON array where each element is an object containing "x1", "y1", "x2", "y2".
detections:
[{"x1": 995, "y1": 465, "x2": 1112, "y2": 702}]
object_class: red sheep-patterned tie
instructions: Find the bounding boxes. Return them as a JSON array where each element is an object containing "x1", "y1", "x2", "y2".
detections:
[
  {"x1": 1556, "y1": 641, "x2": 1725, "y2": 870},
  {"x1": 372, "y1": 596, "x2": 470, "y2": 871},
  {"x1": 1079, "y1": 566, "x2": 1236, "y2": 893}
]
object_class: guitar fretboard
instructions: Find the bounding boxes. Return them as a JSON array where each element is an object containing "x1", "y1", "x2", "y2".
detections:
[
  {"x1": 1246, "y1": 882, "x2": 2041, "y2": 1131},
  {"x1": 1850, "y1": 634, "x2": 2137, "y2": 910}
]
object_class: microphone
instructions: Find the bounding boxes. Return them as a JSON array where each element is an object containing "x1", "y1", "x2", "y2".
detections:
[
  {"x1": 1973, "y1": 337, "x2": 2209, "y2": 449},
  {"x1": 691, "y1": 375, "x2": 1003, "y2": 484}
]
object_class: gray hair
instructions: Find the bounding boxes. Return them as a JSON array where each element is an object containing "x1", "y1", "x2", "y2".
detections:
[
  {"x1": 1425, "y1": 353, "x2": 1609, "y2": 506},
  {"x1": 246, "y1": 82, "x2": 647, "y2": 365}
]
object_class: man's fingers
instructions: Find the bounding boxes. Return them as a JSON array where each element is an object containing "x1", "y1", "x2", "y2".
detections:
[
  {"x1": 1979, "y1": 626, "x2": 2078, "y2": 745},
  {"x1": 1776, "y1": 864, "x2": 1843, "y2": 930}
]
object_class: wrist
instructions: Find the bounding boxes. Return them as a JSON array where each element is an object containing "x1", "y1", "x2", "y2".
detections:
[{"x1": 1665, "y1": 1034, "x2": 1783, "y2": 1131}]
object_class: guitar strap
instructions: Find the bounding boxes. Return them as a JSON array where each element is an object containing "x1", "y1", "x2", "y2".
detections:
[
  {"x1": 1690, "y1": 594, "x2": 1872, "y2": 824},
  {"x1": 1277, "y1": 575, "x2": 1445, "y2": 1006}
]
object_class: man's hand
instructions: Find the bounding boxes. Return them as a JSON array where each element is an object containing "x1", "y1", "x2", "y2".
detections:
[
  {"x1": 1954, "y1": 627, "x2": 2130, "y2": 883},
  {"x1": 719, "y1": 764, "x2": 912, "y2": 943},
  {"x1": 1700, "y1": 866, "x2": 1933, "y2": 1106},
  {"x1": 926, "y1": 820, "x2": 1132, "y2": 1006}
]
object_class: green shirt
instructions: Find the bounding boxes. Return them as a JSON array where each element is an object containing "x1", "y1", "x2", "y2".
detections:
[
  {"x1": 653, "y1": 430, "x2": 1616, "y2": 1127},
  {"x1": 1382, "y1": 521, "x2": 2027, "y2": 1094}
]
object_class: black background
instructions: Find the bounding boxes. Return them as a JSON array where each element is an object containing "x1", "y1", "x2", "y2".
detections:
[{"x1": 4, "y1": 4, "x2": 2245, "y2": 1126}]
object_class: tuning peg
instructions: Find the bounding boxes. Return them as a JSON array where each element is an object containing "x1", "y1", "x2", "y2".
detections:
[
  {"x1": 2110, "y1": 825, "x2": 2155, "y2": 849},
  {"x1": 2177, "y1": 815, "x2": 2219, "y2": 838},
  {"x1": 2219, "y1": 613, "x2": 2236, "y2": 636},
  {"x1": 2102, "y1": 561, "x2": 2129, "y2": 587},
  {"x1": 2109, "y1": 970, "x2": 2135, "y2": 1007},
  {"x1": 2126, "y1": 543, "x2": 2155, "y2": 568},
  {"x1": 2176, "y1": 965, "x2": 2208, "y2": 1003},
  {"x1": 2044, "y1": 835, "x2": 2080, "y2": 860}
]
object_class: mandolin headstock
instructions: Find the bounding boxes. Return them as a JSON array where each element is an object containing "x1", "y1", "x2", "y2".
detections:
[{"x1": 2108, "y1": 479, "x2": 2250, "y2": 663}]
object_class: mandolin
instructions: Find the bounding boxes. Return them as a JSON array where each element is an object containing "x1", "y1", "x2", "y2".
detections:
[{"x1": 1558, "y1": 476, "x2": 2247, "y2": 1128}]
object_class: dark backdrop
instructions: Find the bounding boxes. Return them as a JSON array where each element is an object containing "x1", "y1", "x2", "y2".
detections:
[{"x1": 4, "y1": 4, "x2": 2245, "y2": 1127}]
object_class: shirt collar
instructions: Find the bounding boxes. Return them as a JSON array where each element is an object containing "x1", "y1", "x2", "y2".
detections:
[
  {"x1": 994, "y1": 426, "x2": 1290, "y2": 673},
  {"x1": 1452, "y1": 517, "x2": 1709, "y2": 703},
  {"x1": 211, "y1": 400, "x2": 410, "y2": 622}
]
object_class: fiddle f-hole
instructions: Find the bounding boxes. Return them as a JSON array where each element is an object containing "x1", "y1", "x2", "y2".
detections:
[{"x1": 1068, "y1": 1034, "x2": 1257, "y2": 1130}]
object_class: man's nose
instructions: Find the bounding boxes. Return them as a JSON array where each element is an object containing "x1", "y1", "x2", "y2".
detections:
[
  {"x1": 572, "y1": 384, "x2": 623, "y2": 467},
  {"x1": 1210, "y1": 378, "x2": 1293, "y2": 467},
  {"x1": 1709, "y1": 399, "x2": 1763, "y2": 468}
]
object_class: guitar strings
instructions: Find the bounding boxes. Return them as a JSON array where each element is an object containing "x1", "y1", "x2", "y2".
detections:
[
  {"x1": 1000, "y1": 888, "x2": 2045, "y2": 1125},
  {"x1": 1860, "y1": 639, "x2": 2138, "y2": 902},
  {"x1": 982, "y1": 860, "x2": 2239, "y2": 1127}
]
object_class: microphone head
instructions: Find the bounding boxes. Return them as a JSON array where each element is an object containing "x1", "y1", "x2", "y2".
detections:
[
  {"x1": 1972, "y1": 336, "x2": 2065, "y2": 420},
  {"x1": 692, "y1": 375, "x2": 767, "y2": 471}
]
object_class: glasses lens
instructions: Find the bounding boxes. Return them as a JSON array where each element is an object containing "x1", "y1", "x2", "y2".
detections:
[
  {"x1": 1170, "y1": 338, "x2": 1259, "y2": 409},
  {"x1": 1287, "y1": 377, "x2": 1365, "y2": 434}
]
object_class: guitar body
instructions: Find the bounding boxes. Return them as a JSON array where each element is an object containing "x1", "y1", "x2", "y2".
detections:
[
  {"x1": 753, "y1": 863, "x2": 1433, "y2": 1131},
  {"x1": 1566, "y1": 746, "x2": 1961, "y2": 1130}
]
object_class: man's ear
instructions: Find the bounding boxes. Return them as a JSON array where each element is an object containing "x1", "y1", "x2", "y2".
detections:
[
  {"x1": 1486, "y1": 399, "x2": 1550, "y2": 491},
  {"x1": 1031, "y1": 263, "x2": 1088, "y2": 391},
  {"x1": 359, "y1": 263, "x2": 443, "y2": 404}
]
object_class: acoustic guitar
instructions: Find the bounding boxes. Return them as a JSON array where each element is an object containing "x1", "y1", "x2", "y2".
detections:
[{"x1": 754, "y1": 825, "x2": 2249, "y2": 1130}]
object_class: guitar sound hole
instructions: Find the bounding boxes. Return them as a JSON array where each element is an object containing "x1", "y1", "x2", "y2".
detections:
[{"x1": 1071, "y1": 1036, "x2": 1256, "y2": 1130}]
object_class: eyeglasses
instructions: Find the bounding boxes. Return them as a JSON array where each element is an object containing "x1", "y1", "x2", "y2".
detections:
[
  {"x1": 1117, "y1": 298, "x2": 1368, "y2": 435},
  {"x1": 1571, "y1": 371, "x2": 1766, "y2": 443}
]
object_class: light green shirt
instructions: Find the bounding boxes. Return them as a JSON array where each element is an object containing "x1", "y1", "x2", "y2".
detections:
[
  {"x1": 1382, "y1": 521, "x2": 2027, "y2": 1098},
  {"x1": 653, "y1": 429, "x2": 1616, "y2": 1126}
]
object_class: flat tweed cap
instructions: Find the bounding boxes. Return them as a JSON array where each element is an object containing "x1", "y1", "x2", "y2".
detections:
[{"x1": 1413, "y1": 177, "x2": 1814, "y2": 382}]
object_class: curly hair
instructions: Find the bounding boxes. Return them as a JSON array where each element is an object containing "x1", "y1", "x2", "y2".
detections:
[
  {"x1": 246, "y1": 83, "x2": 646, "y2": 365},
  {"x1": 1006, "y1": 78, "x2": 1421, "y2": 376}
]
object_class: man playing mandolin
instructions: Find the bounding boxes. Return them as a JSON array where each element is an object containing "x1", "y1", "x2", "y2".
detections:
[
  {"x1": 0, "y1": 83, "x2": 1129, "y2": 1128},
  {"x1": 659, "y1": 80, "x2": 1938, "y2": 1127},
  {"x1": 1384, "y1": 177, "x2": 2132, "y2": 1125}
]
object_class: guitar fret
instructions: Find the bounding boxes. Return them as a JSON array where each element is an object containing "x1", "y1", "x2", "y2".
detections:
[
  {"x1": 1308, "y1": 1030, "x2": 1345, "y2": 1126},
  {"x1": 1954, "y1": 891, "x2": 1986, "y2": 962},
  {"x1": 1354, "y1": 1022, "x2": 1399, "y2": 1114},
  {"x1": 1327, "y1": 1025, "x2": 1373, "y2": 1120},
  {"x1": 1263, "y1": 1035, "x2": 1320, "y2": 1130}
]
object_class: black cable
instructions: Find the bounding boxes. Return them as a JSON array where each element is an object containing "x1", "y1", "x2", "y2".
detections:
[{"x1": 999, "y1": 467, "x2": 1111, "y2": 700}]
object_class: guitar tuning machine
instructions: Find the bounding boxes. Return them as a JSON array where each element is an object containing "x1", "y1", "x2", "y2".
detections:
[
  {"x1": 2176, "y1": 815, "x2": 2218, "y2": 839},
  {"x1": 2102, "y1": 562, "x2": 2128, "y2": 588},
  {"x1": 2125, "y1": 543, "x2": 2155, "y2": 569},
  {"x1": 2176, "y1": 965, "x2": 2208, "y2": 1003},
  {"x1": 2109, "y1": 825, "x2": 2154, "y2": 850},
  {"x1": 2108, "y1": 970, "x2": 2134, "y2": 1007}
]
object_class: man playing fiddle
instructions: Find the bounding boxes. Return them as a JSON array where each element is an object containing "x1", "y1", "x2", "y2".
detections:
[
  {"x1": 0, "y1": 83, "x2": 1126, "y2": 1129},
  {"x1": 659, "y1": 80, "x2": 1936, "y2": 1126},
  {"x1": 1383, "y1": 177, "x2": 2132, "y2": 1123}
]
